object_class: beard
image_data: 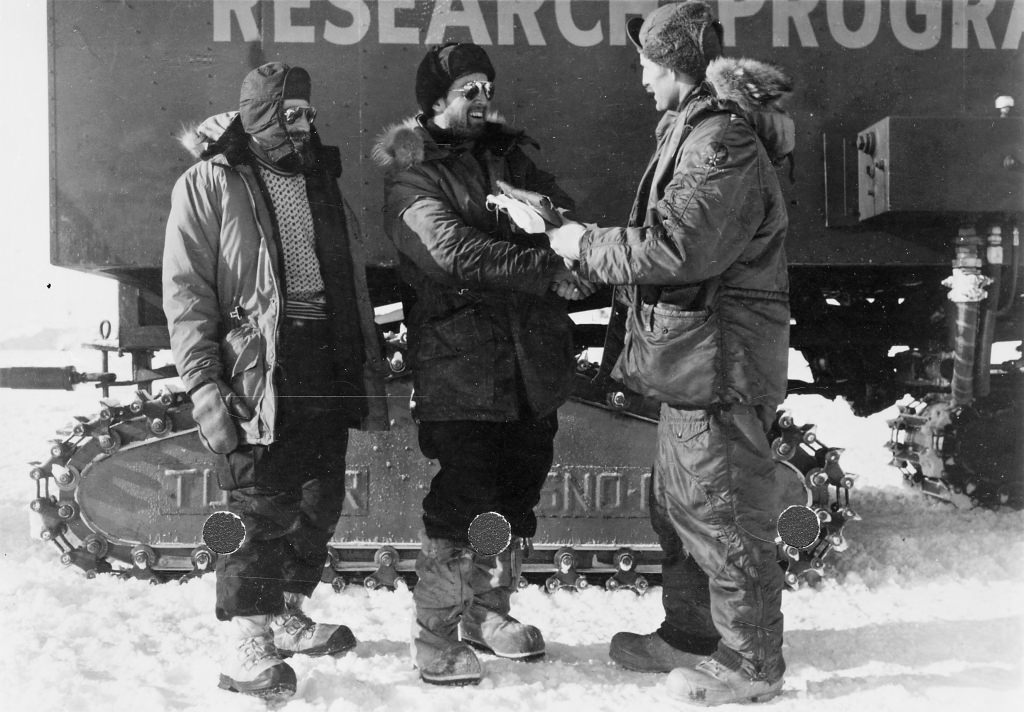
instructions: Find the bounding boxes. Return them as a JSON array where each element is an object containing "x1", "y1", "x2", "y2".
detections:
[
  {"x1": 440, "y1": 108, "x2": 487, "y2": 140},
  {"x1": 275, "y1": 131, "x2": 315, "y2": 172}
]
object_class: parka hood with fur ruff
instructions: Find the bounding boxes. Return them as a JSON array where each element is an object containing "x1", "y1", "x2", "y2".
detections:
[
  {"x1": 702, "y1": 56, "x2": 794, "y2": 161},
  {"x1": 372, "y1": 111, "x2": 533, "y2": 174},
  {"x1": 177, "y1": 112, "x2": 248, "y2": 161},
  {"x1": 176, "y1": 111, "x2": 341, "y2": 176}
]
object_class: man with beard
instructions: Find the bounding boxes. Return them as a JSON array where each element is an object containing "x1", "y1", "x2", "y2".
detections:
[
  {"x1": 163, "y1": 62, "x2": 388, "y2": 700},
  {"x1": 373, "y1": 43, "x2": 588, "y2": 686}
]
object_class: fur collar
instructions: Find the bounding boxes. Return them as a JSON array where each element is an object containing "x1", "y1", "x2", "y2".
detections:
[
  {"x1": 372, "y1": 111, "x2": 528, "y2": 172},
  {"x1": 177, "y1": 112, "x2": 247, "y2": 161},
  {"x1": 705, "y1": 57, "x2": 792, "y2": 114},
  {"x1": 372, "y1": 116, "x2": 426, "y2": 172},
  {"x1": 703, "y1": 57, "x2": 795, "y2": 160}
]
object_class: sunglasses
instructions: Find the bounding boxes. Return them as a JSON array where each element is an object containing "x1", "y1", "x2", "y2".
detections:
[
  {"x1": 453, "y1": 81, "x2": 495, "y2": 101},
  {"x1": 282, "y1": 106, "x2": 317, "y2": 125}
]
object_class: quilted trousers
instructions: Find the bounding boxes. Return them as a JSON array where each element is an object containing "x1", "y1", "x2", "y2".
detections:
[{"x1": 651, "y1": 403, "x2": 786, "y2": 682}]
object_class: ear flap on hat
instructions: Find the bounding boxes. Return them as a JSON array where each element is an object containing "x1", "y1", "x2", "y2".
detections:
[
  {"x1": 700, "y1": 20, "x2": 724, "y2": 64},
  {"x1": 626, "y1": 16, "x2": 644, "y2": 50}
]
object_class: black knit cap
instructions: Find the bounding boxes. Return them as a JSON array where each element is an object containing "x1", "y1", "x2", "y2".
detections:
[
  {"x1": 626, "y1": 1, "x2": 723, "y2": 81},
  {"x1": 415, "y1": 42, "x2": 495, "y2": 117},
  {"x1": 238, "y1": 62, "x2": 312, "y2": 135}
]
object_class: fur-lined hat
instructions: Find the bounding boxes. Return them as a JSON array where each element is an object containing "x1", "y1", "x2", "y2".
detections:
[
  {"x1": 415, "y1": 43, "x2": 495, "y2": 117},
  {"x1": 627, "y1": 1, "x2": 723, "y2": 81}
]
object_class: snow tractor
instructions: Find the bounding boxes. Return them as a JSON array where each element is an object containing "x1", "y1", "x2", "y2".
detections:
[{"x1": 4, "y1": 0, "x2": 1021, "y2": 589}]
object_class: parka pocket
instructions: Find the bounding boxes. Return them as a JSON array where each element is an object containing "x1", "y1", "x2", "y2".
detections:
[
  {"x1": 671, "y1": 413, "x2": 711, "y2": 448},
  {"x1": 413, "y1": 307, "x2": 496, "y2": 409},
  {"x1": 614, "y1": 302, "x2": 718, "y2": 405},
  {"x1": 719, "y1": 289, "x2": 790, "y2": 404},
  {"x1": 220, "y1": 323, "x2": 264, "y2": 417}
]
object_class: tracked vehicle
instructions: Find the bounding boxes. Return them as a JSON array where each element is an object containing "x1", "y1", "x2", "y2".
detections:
[{"x1": 4, "y1": 0, "x2": 1022, "y2": 589}]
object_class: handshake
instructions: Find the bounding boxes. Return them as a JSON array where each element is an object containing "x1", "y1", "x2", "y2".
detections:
[{"x1": 486, "y1": 181, "x2": 595, "y2": 301}]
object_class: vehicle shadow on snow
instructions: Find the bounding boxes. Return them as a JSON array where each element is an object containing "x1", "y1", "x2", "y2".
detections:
[{"x1": 784, "y1": 617, "x2": 1022, "y2": 695}]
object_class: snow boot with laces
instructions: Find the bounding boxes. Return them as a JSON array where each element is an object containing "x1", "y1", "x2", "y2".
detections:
[
  {"x1": 667, "y1": 654, "x2": 784, "y2": 706},
  {"x1": 271, "y1": 592, "x2": 357, "y2": 658},
  {"x1": 218, "y1": 614, "x2": 296, "y2": 699},
  {"x1": 411, "y1": 536, "x2": 482, "y2": 686},
  {"x1": 459, "y1": 541, "x2": 544, "y2": 660}
]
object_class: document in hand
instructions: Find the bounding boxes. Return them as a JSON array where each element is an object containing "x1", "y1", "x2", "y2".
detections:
[{"x1": 486, "y1": 179, "x2": 564, "y2": 234}]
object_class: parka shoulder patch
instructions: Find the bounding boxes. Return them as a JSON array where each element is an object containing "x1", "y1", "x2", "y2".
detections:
[{"x1": 704, "y1": 142, "x2": 729, "y2": 168}]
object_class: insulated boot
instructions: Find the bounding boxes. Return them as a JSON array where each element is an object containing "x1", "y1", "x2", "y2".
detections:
[
  {"x1": 218, "y1": 614, "x2": 296, "y2": 699},
  {"x1": 460, "y1": 543, "x2": 544, "y2": 659},
  {"x1": 667, "y1": 655, "x2": 784, "y2": 706},
  {"x1": 271, "y1": 592, "x2": 358, "y2": 658},
  {"x1": 609, "y1": 631, "x2": 715, "y2": 673},
  {"x1": 411, "y1": 537, "x2": 482, "y2": 686}
]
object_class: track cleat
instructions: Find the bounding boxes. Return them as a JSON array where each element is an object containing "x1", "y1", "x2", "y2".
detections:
[
  {"x1": 609, "y1": 631, "x2": 711, "y2": 673},
  {"x1": 667, "y1": 656, "x2": 783, "y2": 706},
  {"x1": 218, "y1": 615, "x2": 296, "y2": 700}
]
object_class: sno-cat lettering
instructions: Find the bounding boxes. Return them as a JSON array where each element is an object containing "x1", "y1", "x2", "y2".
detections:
[
  {"x1": 213, "y1": 0, "x2": 1023, "y2": 50},
  {"x1": 538, "y1": 468, "x2": 650, "y2": 517},
  {"x1": 160, "y1": 466, "x2": 368, "y2": 515}
]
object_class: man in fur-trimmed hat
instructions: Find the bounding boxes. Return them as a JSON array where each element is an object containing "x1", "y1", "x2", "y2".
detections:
[
  {"x1": 374, "y1": 42, "x2": 588, "y2": 686},
  {"x1": 163, "y1": 62, "x2": 388, "y2": 699},
  {"x1": 546, "y1": 1, "x2": 795, "y2": 705}
]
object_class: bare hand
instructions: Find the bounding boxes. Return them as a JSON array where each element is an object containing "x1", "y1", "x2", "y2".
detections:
[
  {"x1": 550, "y1": 275, "x2": 597, "y2": 301},
  {"x1": 570, "y1": 274, "x2": 598, "y2": 298},
  {"x1": 546, "y1": 221, "x2": 585, "y2": 261}
]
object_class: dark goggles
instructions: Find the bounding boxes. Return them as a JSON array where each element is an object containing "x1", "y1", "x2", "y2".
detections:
[
  {"x1": 454, "y1": 81, "x2": 495, "y2": 101},
  {"x1": 282, "y1": 106, "x2": 317, "y2": 125}
]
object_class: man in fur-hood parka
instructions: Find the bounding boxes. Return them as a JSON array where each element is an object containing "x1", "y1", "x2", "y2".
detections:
[
  {"x1": 374, "y1": 42, "x2": 584, "y2": 687},
  {"x1": 163, "y1": 62, "x2": 387, "y2": 701},
  {"x1": 546, "y1": 1, "x2": 794, "y2": 706}
]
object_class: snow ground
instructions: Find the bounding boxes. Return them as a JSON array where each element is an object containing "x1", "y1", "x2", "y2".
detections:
[{"x1": 0, "y1": 351, "x2": 1021, "y2": 712}]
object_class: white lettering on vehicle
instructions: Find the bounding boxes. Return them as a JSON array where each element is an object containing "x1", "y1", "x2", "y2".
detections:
[
  {"x1": 555, "y1": 0, "x2": 604, "y2": 47},
  {"x1": 497, "y1": 1, "x2": 546, "y2": 46},
  {"x1": 325, "y1": 0, "x2": 372, "y2": 45},
  {"x1": 890, "y1": 0, "x2": 941, "y2": 51},
  {"x1": 425, "y1": 0, "x2": 491, "y2": 45},
  {"x1": 379, "y1": 1, "x2": 420, "y2": 45},
  {"x1": 773, "y1": 0, "x2": 817, "y2": 48},
  {"x1": 211, "y1": 0, "x2": 1023, "y2": 50},
  {"x1": 276, "y1": 0, "x2": 315, "y2": 42},
  {"x1": 213, "y1": 0, "x2": 260, "y2": 42},
  {"x1": 1006, "y1": 0, "x2": 1024, "y2": 48},
  {"x1": 828, "y1": 0, "x2": 883, "y2": 49}
]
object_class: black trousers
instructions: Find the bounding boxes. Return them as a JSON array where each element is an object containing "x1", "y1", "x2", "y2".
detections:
[
  {"x1": 215, "y1": 319, "x2": 352, "y2": 621},
  {"x1": 417, "y1": 414, "x2": 558, "y2": 542}
]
